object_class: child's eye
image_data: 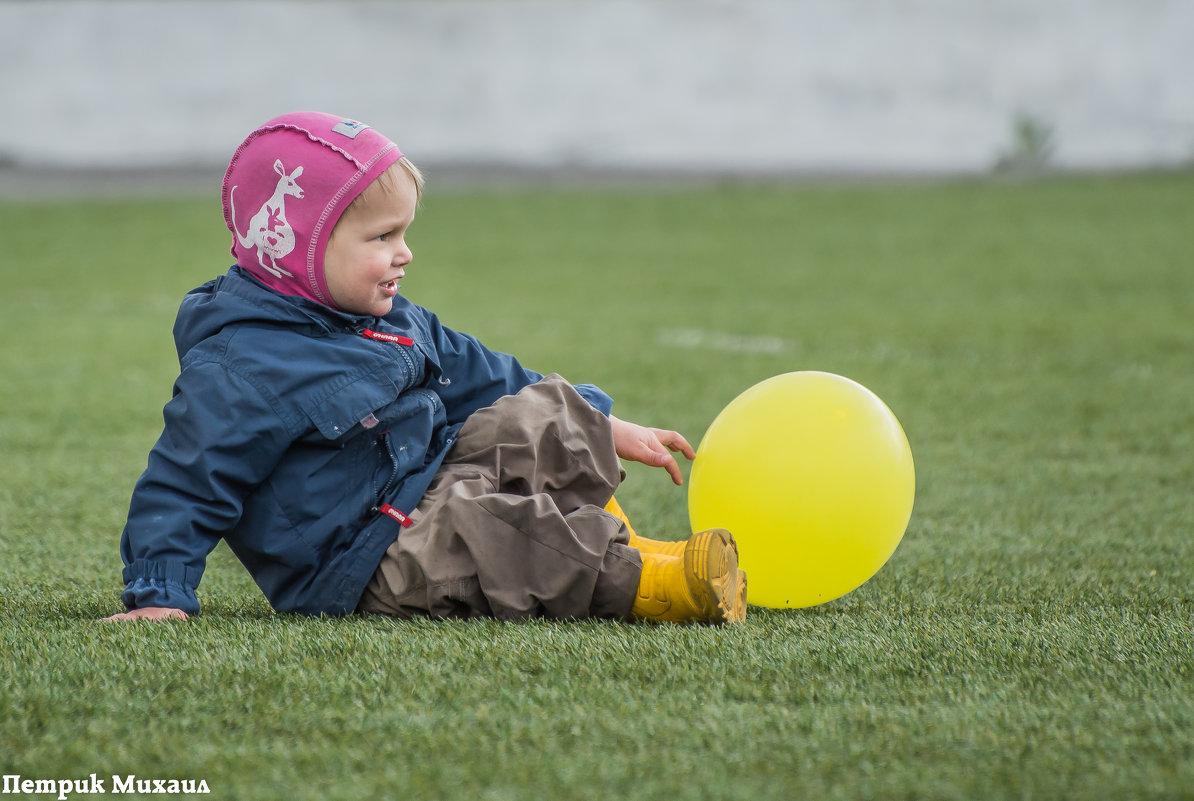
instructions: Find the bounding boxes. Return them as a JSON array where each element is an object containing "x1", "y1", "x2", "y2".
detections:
[{"x1": 376, "y1": 232, "x2": 391, "y2": 242}]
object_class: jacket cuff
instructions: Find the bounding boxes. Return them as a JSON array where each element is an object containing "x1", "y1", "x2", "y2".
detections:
[
  {"x1": 121, "y1": 578, "x2": 200, "y2": 615},
  {"x1": 573, "y1": 383, "x2": 614, "y2": 417},
  {"x1": 121, "y1": 559, "x2": 202, "y2": 614}
]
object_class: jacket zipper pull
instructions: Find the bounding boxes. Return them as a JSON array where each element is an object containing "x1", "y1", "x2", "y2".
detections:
[
  {"x1": 361, "y1": 328, "x2": 414, "y2": 347},
  {"x1": 377, "y1": 504, "x2": 413, "y2": 528}
]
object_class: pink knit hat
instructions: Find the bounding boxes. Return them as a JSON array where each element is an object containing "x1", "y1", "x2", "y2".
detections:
[{"x1": 222, "y1": 111, "x2": 404, "y2": 308}]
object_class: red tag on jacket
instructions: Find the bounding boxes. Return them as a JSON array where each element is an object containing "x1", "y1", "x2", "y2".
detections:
[
  {"x1": 361, "y1": 329, "x2": 414, "y2": 347},
  {"x1": 378, "y1": 504, "x2": 413, "y2": 527}
]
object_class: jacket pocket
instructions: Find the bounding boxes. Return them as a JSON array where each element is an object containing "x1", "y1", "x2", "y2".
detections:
[{"x1": 304, "y1": 375, "x2": 401, "y2": 441}]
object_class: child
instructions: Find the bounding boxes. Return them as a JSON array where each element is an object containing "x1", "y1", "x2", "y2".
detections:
[{"x1": 104, "y1": 111, "x2": 746, "y2": 626}]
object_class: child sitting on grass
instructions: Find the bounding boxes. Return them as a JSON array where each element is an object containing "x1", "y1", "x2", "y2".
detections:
[{"x1": 105, "y1": 111, "x2": 746, "y2": 626}]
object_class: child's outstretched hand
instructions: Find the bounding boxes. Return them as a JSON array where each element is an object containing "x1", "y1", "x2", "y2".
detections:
[
  {"x1": 102, "y1": 607, "x2": 189, "y2": 623},
  {"x1": 609, "y1": 415, "x2": 696, "y2": 486}
]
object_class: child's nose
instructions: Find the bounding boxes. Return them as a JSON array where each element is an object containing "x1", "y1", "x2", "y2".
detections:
[{"x1": 395, "y1": 241, "x2": 413, "y2": 265}]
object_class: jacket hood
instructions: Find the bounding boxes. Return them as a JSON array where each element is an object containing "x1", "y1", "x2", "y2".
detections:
[{"x1": 173, "y1": 266, "x2": 370, "y2": 359}]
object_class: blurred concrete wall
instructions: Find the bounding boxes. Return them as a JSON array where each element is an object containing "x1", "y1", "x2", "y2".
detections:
[{"x1": 1, "y1": 0, "x2": 1190, "y2": 174}]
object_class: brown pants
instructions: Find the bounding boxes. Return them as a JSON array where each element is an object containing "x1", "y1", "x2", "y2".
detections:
[{"x1": 357, "y1": 375, "x2": 642, "y2": 621}]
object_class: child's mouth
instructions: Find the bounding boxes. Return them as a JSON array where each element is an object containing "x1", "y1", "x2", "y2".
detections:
[{"x1": 380, "y1": 279, "x2": 400, "y2": 297}]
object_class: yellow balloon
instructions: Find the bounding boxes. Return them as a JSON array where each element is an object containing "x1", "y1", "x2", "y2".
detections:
[{"x1": 688, "y1": 372, "x2": 915, "y2": 608}]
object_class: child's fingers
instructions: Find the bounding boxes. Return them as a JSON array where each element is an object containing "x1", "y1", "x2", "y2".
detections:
[
  {"x1": 655, "y1": 429, "x2": 695, "y2": 460},
  {"x1": 101, "y1": 607, "x2": 189, "y2": 623},
  {"x1": 645, "y1": 438, "x2": 685, "y2": 485},
  {"x1": 609, "y1": 417, "x2": 691, "y2": 483},
  {"x1": 661, "y1": 455, "x2": 684, "y2": 485}
]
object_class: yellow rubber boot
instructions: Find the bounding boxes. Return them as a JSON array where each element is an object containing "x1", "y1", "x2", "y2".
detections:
[
  {"x1": 630, "y1": 529, "x2": 747, "y2": 624},
  {"x1": 605, "y1": 497, "x2": 686, "y2": 557}
]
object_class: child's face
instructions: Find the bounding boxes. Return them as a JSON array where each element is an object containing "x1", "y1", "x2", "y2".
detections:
[{"x1": 324, "y1": 165, "x2": 418, "y2": 317}]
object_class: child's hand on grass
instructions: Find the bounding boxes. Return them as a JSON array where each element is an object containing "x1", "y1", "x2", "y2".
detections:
[
  {"x1": 609, "y1": 415, "x2": 695, "y2": 486},
  {"x1": 102, "y1": 607, "x2": 189, "y2": 623}
]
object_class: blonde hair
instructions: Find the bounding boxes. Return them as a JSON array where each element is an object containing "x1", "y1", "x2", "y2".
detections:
[
  {"x1": 345, "y1": 156, "x2": 425, "y2": 216},
  {"x1": 396, "y1": 156, "x2": 426, "y2": 200}
]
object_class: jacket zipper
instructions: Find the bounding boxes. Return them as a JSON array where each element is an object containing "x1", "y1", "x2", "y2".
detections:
[
  {"x1": 359, "y1": 327, "x2": 418, "y2": 385},
  {"x1": 359, "y1": 327, "x2": 417, "y2": 529},
  {"x1": 377, "y1": 431, "x2": 402, "y2": 500}
]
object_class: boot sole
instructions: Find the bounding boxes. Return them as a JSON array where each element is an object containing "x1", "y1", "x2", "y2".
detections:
[{"x1": 683, "y1": 529, "x2": 748, "y2": 624}]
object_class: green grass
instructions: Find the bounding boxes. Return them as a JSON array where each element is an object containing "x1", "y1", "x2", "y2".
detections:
[{"x1": 2, "y1": 170, "x2": 1192, "y2": 800}]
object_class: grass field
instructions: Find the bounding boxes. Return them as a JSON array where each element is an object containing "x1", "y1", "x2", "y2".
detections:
[{"x1": 1, "y1": 170, "x2": 1192, "y2": 800}]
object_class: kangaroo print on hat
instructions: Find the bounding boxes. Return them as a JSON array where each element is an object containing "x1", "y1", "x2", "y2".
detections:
[{"x1": 230, "y1": 159, "x2": 305, "y2": 279}]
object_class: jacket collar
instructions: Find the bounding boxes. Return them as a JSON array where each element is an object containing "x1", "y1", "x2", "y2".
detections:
[{"x1": 174, "y1": 265, "x2": 380, "y2": 357}]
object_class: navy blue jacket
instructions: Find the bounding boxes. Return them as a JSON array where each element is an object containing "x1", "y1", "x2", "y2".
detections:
[{"x1": 119, "y1": 267, "x2": 613, "y2": 615}]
